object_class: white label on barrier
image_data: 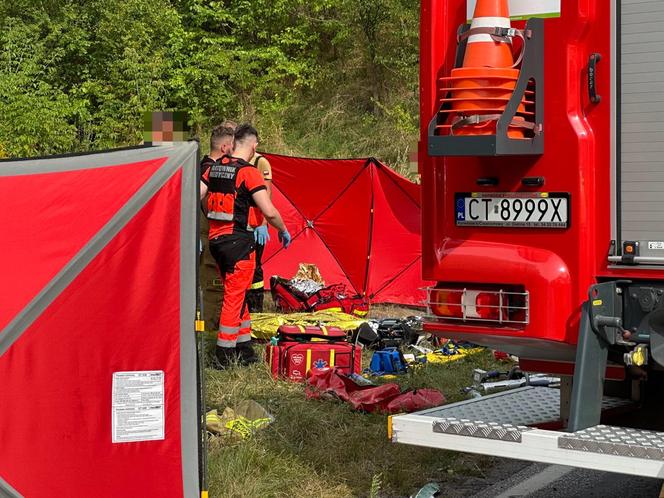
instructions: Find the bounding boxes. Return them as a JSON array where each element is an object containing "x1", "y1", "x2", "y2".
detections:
[
  {"x1": 649, "y1": 241, "x2": 664, "y2": 250},
  {"x1": 112, "y1": 371, "x2": 165, "y2": 443},
  {"x1": 467, "y1": 0, "x2": 561, "y2": 21}
]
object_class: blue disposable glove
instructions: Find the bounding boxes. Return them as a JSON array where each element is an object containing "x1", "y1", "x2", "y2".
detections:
[
  {"x1": 278, "y1": 230, "x2": 292, "y2": 249},
  {"x1": 254, "y1": 225, "x2": 270, "y2": 246}
]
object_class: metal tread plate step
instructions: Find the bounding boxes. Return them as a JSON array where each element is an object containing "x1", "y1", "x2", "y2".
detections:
[
  {"x1": 391, "y1": 387, "x2": 664, "y2": 477},
  {"x1": 413, "y1": 386, "x2": 631, "y2": 426},
  {"x1": 559, "y1": 425, "x2": 664, "y2": 461},
  {"x1": 423, "y1": 387, "x2": 630, "y2": 443}
]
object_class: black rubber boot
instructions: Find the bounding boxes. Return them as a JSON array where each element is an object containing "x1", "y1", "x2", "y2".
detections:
[
  {"x1": 237, "y1": 341, "x2": 260, "y2": 366},
  {"x1": 215, "y1": 346, "x2": 239, "y2": 369}
]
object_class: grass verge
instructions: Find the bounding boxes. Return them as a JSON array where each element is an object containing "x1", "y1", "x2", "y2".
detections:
[{"x1": 205, "y1": 344, "x2": 503, "y2": 497}]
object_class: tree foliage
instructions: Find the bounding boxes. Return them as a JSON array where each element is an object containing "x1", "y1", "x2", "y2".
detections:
[{"x1": 0, "y1": 0, "x2": 419, "y2": 171}]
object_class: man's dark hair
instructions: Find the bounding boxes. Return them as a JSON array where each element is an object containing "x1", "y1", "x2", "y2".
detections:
[
  {"x1": 210, "y1": 125, "x2": 234, "y2": 151},
  {"x1": 234, "y1": 124, "x2": 259, "y2": 144}
]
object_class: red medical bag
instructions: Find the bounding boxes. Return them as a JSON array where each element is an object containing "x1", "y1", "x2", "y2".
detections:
[
  {"x1": 308, "y1": 284, "x2": 369, "y2": 317},
  {"x1": 270, "y1": 277, "x2": 369, "y2": 316},
  {"x1": 270, "y1": 277, "x2": 308, "y2": 313},
  {"x1": 265, "y1": 325, "x2": 361, "y2": 382}
]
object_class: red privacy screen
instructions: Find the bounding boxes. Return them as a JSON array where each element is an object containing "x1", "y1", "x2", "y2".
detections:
[
  {"x1": 262, "y1": 154, "x2": 431, "y2": 306},
  {"x1": 0, "y1": 143, "x2": 200, "y2": 498}
]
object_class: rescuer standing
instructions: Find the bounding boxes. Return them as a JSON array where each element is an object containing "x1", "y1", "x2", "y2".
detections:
[
  {"x1": 246, "y1": 151, "x2": 274, "y2": 312},
  {"x1": 200, "y1": 124, "x2": 235, "y2": 174},
  {"x1": 200, "y1": 124, "x2": 291, "y2": 367},
  {"x1": 199, "y1": 124, "x2": 236, "y2": 330}
]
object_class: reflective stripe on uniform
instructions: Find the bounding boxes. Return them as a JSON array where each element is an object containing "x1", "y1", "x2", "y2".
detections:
[
  {"x1": 236, "y1": 333, "x2": 251, "y2": 343},
  {"x1": 240, "y1": 320, "x2": 251, "y2": 330},
  {"x1": 220, "y1": 325, "x2": 240, "y2": 334},
  {"x1": 218, "y1": 325, "x2": 240, "y2": 344},
  {"x1": 250, "y1": 281, "x2": 264, "y2": 290},
  {"x1": 217, "y1": 338, "x2": 236, "y2": 347},
  {"x1": 218, "y1": 333, "x2": 239, "y2": 344},
  {"x1": 208, "y1": 211, "x2": 234, "y2": 221}
]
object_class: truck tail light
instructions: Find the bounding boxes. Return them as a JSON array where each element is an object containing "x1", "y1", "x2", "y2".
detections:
[
  {"x1": 430, "y1": 289, "x2": 464, "y2": 318},
  {"x1": 427, "y1": 285, "x2": 529, "y2": 325},
  {"x1": 474, "y1": 292, "x2": 503, "y2": 320}
]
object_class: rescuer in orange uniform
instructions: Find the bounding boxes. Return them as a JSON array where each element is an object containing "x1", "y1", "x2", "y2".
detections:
[
  {"x1": 200, "y1": 124, "x2": 291, "y2": 367},
  {"x1": 199, "y1": 124, "x2": 236, "y2": 330}
]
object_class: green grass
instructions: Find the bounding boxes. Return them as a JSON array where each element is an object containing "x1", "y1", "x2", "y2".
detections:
[{"x1": 204, "y1": 344, "x2": 503, "y2": 497}]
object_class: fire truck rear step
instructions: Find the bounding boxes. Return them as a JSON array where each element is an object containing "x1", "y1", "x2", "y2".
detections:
[{"x1": 391, "y1": 387, "x2": 664, "y2": 477}]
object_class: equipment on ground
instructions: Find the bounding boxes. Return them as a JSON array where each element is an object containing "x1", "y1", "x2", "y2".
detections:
[
  {"x1": 352, "y1": 316, "x2": 424, "y2": 349},
  {"x1": 392, "y1": 0, "x2": 664, "y2": 478},
  {"x1": 306, "y1": 367, "x2": 445, "y2": 414},
  {"x1": 473, "y1": 367, "x2": 523, "y2": 385},
  {"x1": 375, "y1": 317, "x2": 423, "y2": 349},
  {"x1": 369, "y1": 348, "x2": 409, "y2": 375},
  {"x1": 464, "y1": 367, "x2": 560, "y2": 396},
  {"x1": 270, "y1": 276, "x2": 369, "y2": 316},
  {"x1": 265, "y1": 325, "x2": 361, "y2": 382},
  {"x1": 250, "y1": 310, "x2": 365, "y2": 340}
]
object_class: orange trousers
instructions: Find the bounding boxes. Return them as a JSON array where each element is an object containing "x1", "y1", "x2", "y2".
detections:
[{"x1": 209, "y1": 237, "x2": 256, "y2": 348}]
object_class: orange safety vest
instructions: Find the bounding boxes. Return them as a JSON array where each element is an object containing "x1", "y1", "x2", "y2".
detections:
[{"x1": 205, "y1": 156, "x2": 262, "y2": 234}]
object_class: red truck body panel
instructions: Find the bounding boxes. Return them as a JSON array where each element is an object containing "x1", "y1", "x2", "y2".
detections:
[{"x1": 419, "y1": 1, "x2": 633, "y2": 360}]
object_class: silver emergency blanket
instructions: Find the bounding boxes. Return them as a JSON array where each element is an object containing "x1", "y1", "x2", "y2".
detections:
[{"x1": 289, "y1": 278, "x2": 324, "y2": 296}]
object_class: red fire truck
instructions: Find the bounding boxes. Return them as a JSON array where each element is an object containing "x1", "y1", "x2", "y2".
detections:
[{"x1": 391, "y1": 0, "x2": 664, "y2": 476}]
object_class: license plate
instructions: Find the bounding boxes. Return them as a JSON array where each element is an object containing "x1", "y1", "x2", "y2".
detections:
[{"x1": 455, "y1": 193, "x2": 569, "y2": 228}]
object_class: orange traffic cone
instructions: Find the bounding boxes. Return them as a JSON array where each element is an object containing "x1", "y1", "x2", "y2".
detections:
[
  {"x1": 463, "y1": 0, "x2": 513, "y2": 68},
  {"x1": 438, "y1": 0, "x2": 531, "y2": 138}
]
